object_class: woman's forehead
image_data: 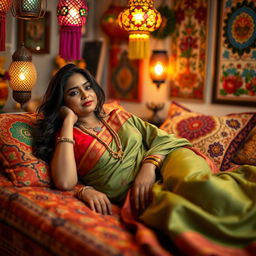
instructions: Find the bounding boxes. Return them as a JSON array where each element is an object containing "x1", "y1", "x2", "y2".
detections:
[{"x1": 65, "y1": 73, "x2": 89, "y2": 89}]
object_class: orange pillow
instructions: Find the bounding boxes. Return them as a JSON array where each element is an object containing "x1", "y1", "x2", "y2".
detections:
[
  {"x1": 232, "y1": 127, "x2": 256, "y2": 166},
  {"x1": 0, "y1": 113, "x2": 51, "y2": 187},
  {"x1": 160, "y1": 102, "x2": 256, "y2": 171}
]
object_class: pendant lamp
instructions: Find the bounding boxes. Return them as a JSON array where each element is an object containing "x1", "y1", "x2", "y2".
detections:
[
  {"x1": 8, "y1": 42, "x2": 37, "y2": 105},
  {"x1": 11, "y1": 0, "x2": 47, "y2": 19},
  {"x1": 57, "y1": 0, "x2": 88, "y2": 61},
  {"x1": 0, "y1": 0, "x2": 12, "y2": 51},
  {"x1": 118, "y1": 0, "x2": 162, "y2": 59}
]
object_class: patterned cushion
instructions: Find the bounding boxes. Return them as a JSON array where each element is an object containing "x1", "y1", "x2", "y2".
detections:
[
  {"x1": 160, "y1": 102, "x2": 256, "y2": 171},
  {"x1": 0, "y1": 112, "x2": 51, "y2": 187},
  {"x1": 232, "y1": 127, "x2": 256, "y2": 166}
]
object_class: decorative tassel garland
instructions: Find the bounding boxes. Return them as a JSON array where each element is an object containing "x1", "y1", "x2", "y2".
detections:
[
  {"x1": 0, "y1": 14, "x2": 6, "y2": 51},
  {"x1": 128, "y1": 33, "x2": 149, "y2": 60},
  {"x1": 59, "y1": 26, "x2": 82, "y2": 61}
]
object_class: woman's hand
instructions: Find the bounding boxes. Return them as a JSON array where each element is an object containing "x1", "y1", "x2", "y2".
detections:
[
  {"x1": 133, "y1": 163, "x2": 156, "y2": 211},
  {"x1": 80, "y1": 187, "x2": 112, "y2": 215},
  {"x1": 59, "y1": 106, "x2": 78, "y2": 125}
]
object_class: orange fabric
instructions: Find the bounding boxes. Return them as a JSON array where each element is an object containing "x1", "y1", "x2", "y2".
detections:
[{"x1": 121, "y1": 190, "x2": 173, "y2": 256}]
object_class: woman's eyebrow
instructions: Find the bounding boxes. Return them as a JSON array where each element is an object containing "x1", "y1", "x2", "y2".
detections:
[{"x1": 66, "y1": 81, "x2": 90, "y2": 92}]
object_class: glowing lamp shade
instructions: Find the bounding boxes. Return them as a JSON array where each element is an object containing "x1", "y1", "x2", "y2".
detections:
[
  {"x1": 11, "y1": 0, "x2": 47, "y2": 19},
  {"x1": 8, "y1": 43, "x2": 37, "y2": 105},
  {"x1": 119, "y1": 0, "x2": 161, "y2": 59},
  {"x1": 0, "y1": 0, "x2": 12, "y2": 51},
  {"x1": 57, "y1": 0, "x2": 88, "y2": 61},
  {"x1": 149, "y1": 50, "x2": 168, "y2": 89}
]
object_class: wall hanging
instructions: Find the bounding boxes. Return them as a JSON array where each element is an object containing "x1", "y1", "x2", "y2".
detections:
[
  {"x1": 212, "y1": 0, "x2": 256, "y2": 107},
  {"x1": 169, "y1": 0, "x2": 209, "y2": 101},
  {"x1": 118, "y1": 0, "x2": 162, "y2": 59},
  {"x1": 18, "y1": 11, "x2": 50, "y2": 54},
  {"x1": 57, "y1": 0, "x2": 88, "y2": 61},
  {"x1": 0, "y1": 0, "x2": 12, "y2": 51}
]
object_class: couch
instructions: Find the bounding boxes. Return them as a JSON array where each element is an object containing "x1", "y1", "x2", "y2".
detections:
[{"x1": 0, "y1": 101, "x2": 255, "y2": 256}]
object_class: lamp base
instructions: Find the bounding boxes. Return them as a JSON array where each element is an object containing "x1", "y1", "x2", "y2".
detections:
[
  {"x1": 13, "y1": 91, "x2": 31, "y2": 106},
  {"x1": 146, "y1": 102, "x2": 165, "y2": 127}
]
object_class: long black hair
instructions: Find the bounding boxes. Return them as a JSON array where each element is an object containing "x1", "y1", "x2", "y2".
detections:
[{"x1": 33, "y1": 63, "x2": 105, "y2": 162}]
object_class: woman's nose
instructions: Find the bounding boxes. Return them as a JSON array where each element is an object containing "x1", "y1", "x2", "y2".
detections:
[{"x1": 81, "y1": 89, "x2": 88, "y2": 99}]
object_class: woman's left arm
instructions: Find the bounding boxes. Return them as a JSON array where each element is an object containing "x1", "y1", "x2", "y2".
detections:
[{"x1": 133, "y1": 154, "x2": 165, "y2": 210}]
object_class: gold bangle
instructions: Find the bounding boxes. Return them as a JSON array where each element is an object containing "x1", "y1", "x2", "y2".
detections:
[
  {"x1": 57, "y1": 137, "x2": 75, "y2": 145},
  {"x1": 143, "y1": 159, "x2": 161, "y2": 169},
  {"x1": 144, "y1": 155, "x2": 163, "y2": 163}
]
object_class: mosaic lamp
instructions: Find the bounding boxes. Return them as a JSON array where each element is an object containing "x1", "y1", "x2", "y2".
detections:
[
  {"x1": 0, "y1": 0, "x2": 12, "y2": 51},
  {"x1": 11, "y1": 0, "x2": 47, "y2": 19},
  {"x1": 149, "y1": 50, "x2": 168, "y2": 89},
  {"x1": 57, "y1": 0, "x2": 88, "y2": 61},
  {"x1": 118, "y1": 0, "x2": 162, "y2": 59},
  {"x1": 8, "y1": 42, "x2": 37, "y2": 105}
]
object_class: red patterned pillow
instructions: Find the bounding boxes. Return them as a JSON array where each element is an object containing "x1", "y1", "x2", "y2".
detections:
[
  {"x1": 160, "y1": 102, "x2": 256, "y2": 171},
  {"x1": 0, "y1": 113, "x2": 51, "y2": 186}
]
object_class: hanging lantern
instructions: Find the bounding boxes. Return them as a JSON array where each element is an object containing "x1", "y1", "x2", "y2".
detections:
[
  {"x1": 8, "y1": 42, "x2": 37, "y2": 105},
  {"x1": 0, "y1": 0, "x2": 12, "y2": 51},
  {"x1": 149, "y1": 50, "x2": 169, "y2": 89},
  {"x1": 11, "y1": 0, "x2": 47, "y2": 19},
  {"x1": 100, "y1": 2, "x2": 128, "y2": 43},
  {"x1": 57, "y1": 0, "x2": 88, "y2": 61},
  {"x1": 118, "y1": 0, "x2": 162, "y2": 59}
]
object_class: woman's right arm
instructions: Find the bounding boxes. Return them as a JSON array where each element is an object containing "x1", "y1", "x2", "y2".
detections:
[{"x1": 50, "y1": 108, "x2": 78, "y2": 190}]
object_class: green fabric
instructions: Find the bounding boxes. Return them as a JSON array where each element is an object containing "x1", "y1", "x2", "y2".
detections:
[
  {"x1": 80, "y1": 114, "x2": 191, "y2": 203},
  {"x1": 140, "y1": 148, "x2": 256, "y2": 248}
]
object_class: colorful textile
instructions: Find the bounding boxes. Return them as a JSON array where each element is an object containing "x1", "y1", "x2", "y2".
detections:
[
  {"x1": 160, "y1": 101, "x2": 256, "y2": 171},
  {"x1": 0, "y1": 113, "x2": 51, "y2": 187},
  {"x1": 233, "y1": 127, "x2": 256, "y2": 166},
  {"x1": 74, "y1": 108, "x2": 191, "y2": 204}
]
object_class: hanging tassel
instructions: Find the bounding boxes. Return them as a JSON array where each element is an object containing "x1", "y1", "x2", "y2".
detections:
[
  {"x1": 59, "y1": 26, "x2": 82, "y2": 61},
  {"x1": 0, "y1": 14, "x2": 6, "y2": 51},
  {"x1": 128, "y1": 32, "x2": 150, "y2": 59}
]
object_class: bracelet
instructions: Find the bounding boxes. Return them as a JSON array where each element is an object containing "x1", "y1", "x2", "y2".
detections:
[
  {"x1": 143, "y1": 155, "x2": 163, "y2": 169},
  {"x1": 57, "y1": 137, "x2": 75, "y2": 145},
  {"x1": 143, "y1": 159, "x2": 162, "y2": 169}
]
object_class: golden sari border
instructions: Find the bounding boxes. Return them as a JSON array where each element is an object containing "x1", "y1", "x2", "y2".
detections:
[{"x1": 78, "y1": 109, "x2": 131, "y2": 174}]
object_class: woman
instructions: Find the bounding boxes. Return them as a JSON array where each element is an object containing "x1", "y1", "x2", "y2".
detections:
[{"x1": 33, "y1": 64, "x2": 256, "y2": 255}]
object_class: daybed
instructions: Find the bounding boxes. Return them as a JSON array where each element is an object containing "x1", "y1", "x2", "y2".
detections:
[{"x1": 0, "y1": 101, "x2": 255, "y2": 256}]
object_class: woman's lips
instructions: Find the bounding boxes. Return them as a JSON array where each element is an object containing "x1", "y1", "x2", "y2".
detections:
[{"x1": 82, "y1": 101, "x2": 93, "y2": 107}]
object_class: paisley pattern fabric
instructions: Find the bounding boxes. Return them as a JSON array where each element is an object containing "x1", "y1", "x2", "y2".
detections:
[
  {"x1": 233, "y1": 126, "x2": 256, "y2": 166},
  {"x1": 0, "y1": 113, "x2": 51, "y2": 186},
  {"x1": 160, "y1": 101, "x2": 256, "y2": 171}
]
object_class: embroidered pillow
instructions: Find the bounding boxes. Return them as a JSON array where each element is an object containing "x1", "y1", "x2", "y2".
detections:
[
  {"x1": 0, "y1": 112, "x2": 51, "y2": 186},
  {"x1": 232, "y1": 127, "x2": 256, "y2": 166},
  {"x1": 160, "y1": 102, "x2": 256, "y2": 171}
]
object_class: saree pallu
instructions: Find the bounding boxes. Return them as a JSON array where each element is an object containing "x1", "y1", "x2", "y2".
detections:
[
  {"x1": 138, "y1": 147, "x2": 256, "y2": 255},
  {"x1": 73, "y1": 108, "x2": 256, "y2": 255}
]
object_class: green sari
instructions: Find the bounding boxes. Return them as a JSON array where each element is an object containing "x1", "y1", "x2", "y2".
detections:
[{"x1": 74, "y1": 108, "x2": 256, "y2": 255}]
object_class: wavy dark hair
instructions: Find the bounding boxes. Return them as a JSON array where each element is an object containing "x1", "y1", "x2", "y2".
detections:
[{"x1": 33, "y1": 63, "x2": 105, "y2": 162}]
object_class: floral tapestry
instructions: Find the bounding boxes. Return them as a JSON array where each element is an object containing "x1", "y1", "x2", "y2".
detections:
[
  {"x1": 169, "y1": 0, "x2": 209, "y2": 100},
  {"x1": 213, "y1": 0, "x2": 256, "y2": 107}
]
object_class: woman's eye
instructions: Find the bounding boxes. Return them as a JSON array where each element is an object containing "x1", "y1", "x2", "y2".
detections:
[
  {"x1": 69, "y1": 91, "x2": 79, "y2": 96},
  {"x1": 85, "y1": 85, "x2": 92, "y2": 90}
]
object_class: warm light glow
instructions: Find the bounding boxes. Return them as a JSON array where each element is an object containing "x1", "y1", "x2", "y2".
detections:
[
  {"x1": 69, "y1": 8, "x2": 78, "y2": 18},
  {"x1": 129, "y1": 33, "x2": 149, "y2": 39},
  {"x1": 134, "y1": 12, "x2": 144, "y2": 22},
  {"x1": 149, "y1": 50, "x2": 169, "y2": 89},
  {"x1": 19, "y1": 73, "x2": 26, "y2": 81},
  {"x1": 154, "y1": 63, "x2": 164, "y2": 76},
  {"x1": 9, "y1": 61, "x2": 37, "y2": 91}
]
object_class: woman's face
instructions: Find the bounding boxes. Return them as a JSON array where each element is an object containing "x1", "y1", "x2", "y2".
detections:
[{"x1": 63, "y1": 73, "x2": 98, "y2": 117}]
